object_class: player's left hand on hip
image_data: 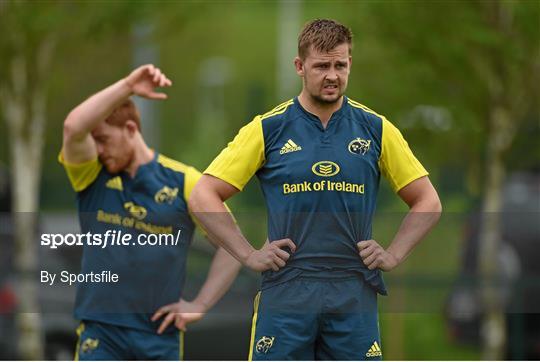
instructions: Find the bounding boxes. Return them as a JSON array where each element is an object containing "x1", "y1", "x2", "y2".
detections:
[
  {"x1": 151, "y1": 298, "x2": 206, "y2": 334},
  {"x1": 357, "y1": 239, "x2": 399, "y2": 272}
]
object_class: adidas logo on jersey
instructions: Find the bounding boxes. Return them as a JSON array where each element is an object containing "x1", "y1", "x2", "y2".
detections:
[
  {"x1": 280, "y1": 139, "x2": 302, "y2": 155},
  {"x1": 105, "y1": 176, "x2": 123, "y2": 191},
  {"x1": 365, "y1": 341, "x2": 382, "y2": 358}
]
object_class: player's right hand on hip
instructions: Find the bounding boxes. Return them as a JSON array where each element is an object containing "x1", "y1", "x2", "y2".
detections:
[
  {"x1": 124, "y1": 64, "x2": 172, "y2": 100},
  {"x1": 245, "y1": 238, "x2": 296, "y2": 272}
]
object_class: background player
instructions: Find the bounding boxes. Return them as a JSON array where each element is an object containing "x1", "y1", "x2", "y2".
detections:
[
  {"x1": 190, "y1": 19, "x2": 442, "y2": 360},
  {"x1": 60, "y1": 64, "x2": 241, "y2": 360}
]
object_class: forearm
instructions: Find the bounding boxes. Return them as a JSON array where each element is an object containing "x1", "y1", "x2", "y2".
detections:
[
  {"x1": 386, "y1": 198, "x2": 442, "y2": 264},
  {"x1": 64, "y1": 79, "x2": 132, "y2": 138},
  {"x1": 192, "y1": 247, "x2": 242, "y2": 311},
  {"x1": 190, "y1": 188, "x2": 255, "y2": 264}
]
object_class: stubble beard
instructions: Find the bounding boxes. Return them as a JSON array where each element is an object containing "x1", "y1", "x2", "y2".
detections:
[
  {"x1": 102, "y1": 147, "x2": 135, "y2": 174},
  {"x1": 310, "y1": 92, "x2": 342, "y2": 105},
  {"x1": 304, "y1": 78, "x2": 345, "y2": 106}
]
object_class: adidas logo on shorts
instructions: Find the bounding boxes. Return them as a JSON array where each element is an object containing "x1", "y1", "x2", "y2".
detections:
[
  {"x1": 280, "y1": 139, "x2": 302, "y2": 155},
  {"x1": 365, "y1": 341, "x2": 382, "y2": 358}
]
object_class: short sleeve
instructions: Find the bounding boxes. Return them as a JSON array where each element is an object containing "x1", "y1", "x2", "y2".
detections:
[
  {"x1": 204, "y1": 116, "x2": 265, "y2": 191},
  {"x1": 58, "y1": 151, "x2": 102, "y2": 192},
  {"x1": 378, "y1": 118, "x2": 428, "y2": 192}
]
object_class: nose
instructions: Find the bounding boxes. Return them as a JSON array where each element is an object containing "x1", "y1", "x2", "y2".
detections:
[{"x1": 325, "y1": 68, "x2": 338, "y2": 81}]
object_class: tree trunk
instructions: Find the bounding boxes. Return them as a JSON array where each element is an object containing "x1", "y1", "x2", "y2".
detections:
[
  {"x1": 0, "y1": 35, "x2": 53, "y2": 360},
  {"x1": 478, "y1": 105, "x2": 514, "y2": 360}
]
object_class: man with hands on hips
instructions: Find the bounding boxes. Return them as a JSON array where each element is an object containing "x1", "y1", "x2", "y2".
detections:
[{"x1": 189, "y1": 19, "x2": 441, "y2": 360}]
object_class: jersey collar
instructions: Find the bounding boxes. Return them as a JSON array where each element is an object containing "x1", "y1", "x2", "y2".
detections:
[{"x1": 294, "y1": 96, "x2": 348, "y2": 130}]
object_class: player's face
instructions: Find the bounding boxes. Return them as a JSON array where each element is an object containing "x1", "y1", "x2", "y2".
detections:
[
  {"x1": 296, "y1": 43, "x2": 352, "y2": 105},
  {"x1": 91, "y1": 122, "x2": 135, "y2": 174}
]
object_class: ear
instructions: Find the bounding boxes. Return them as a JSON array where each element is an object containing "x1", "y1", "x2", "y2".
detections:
[
  {"x1": 294, "y1": 56, "x2": 304, "y2": 77},
  {"x1": 125, "y1": 120, "x2": 138, "y2": 137}
]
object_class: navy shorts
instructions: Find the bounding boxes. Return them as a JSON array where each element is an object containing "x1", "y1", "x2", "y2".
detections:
[
  {"x1": 74, "y1": 320, "x2": 184, "y2": 360},
  {"x1": 248, "y1": 276, "x2": 382, "y2": 361}
]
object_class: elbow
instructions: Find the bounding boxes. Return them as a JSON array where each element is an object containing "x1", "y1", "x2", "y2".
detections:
[
  {"x1": 189, "y1": 179, "x2": 214, "y2": 214},
  {"x1": 431, "y1": 193, "x2": 442, "y2": 223},
  {"x1": 413, "y1": 191, "x2": 442, "y2": 224},
  {"x1": 62, "y1": 118, "x2": 74, "y2": 141},
  {"x1": 63, "y1": 110, "x2": 80, "y2": 141},
  {"x1": 189, "y1": 175, "x2": 235, "y2": 213}
]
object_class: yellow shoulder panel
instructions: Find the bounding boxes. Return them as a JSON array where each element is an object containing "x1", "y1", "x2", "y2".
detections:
[
  {"x1": 157, "y1": 154, "x2": 190, "y2": 174},
  {"x1": 347, "y1": 98, "x2": 385, "y2": 119},
  {"x1": 261, "y1": 99, "x2": 294, "y2": 120}
]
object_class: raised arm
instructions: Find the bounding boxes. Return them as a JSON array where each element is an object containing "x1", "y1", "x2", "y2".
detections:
[{"x1": 62, "y1": 64, "x2": 171, "y2": 164}]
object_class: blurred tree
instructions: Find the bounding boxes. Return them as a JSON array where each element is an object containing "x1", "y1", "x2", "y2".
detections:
[
  {"x1": 0, "y1": 1, "x2": 147, "y2": 358},
  {"x1": 361, "y1": 0, "x2": 539, "y2": 358}
]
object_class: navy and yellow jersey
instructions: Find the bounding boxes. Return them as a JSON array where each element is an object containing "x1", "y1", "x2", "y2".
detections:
[
  {"x1": 59, "y1": 151, "x2": 202, "y2": 332},
  {"x1": 205, "y1": 96, "x2": 428, "y2": 294}
]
